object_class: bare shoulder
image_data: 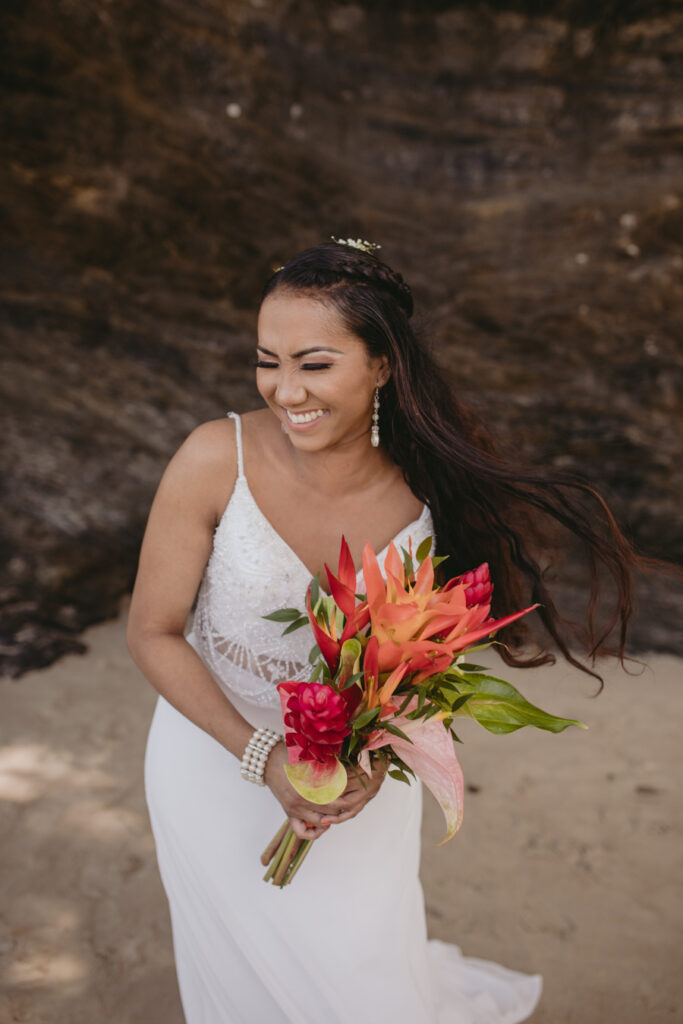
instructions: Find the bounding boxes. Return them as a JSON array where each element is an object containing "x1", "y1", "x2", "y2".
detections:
[
  {"x1": 156, "y1": 416, "x2": 240, "y2": 528},
  {"x1": 178, "y1": 416, "x2": 237, "y2": 464}
]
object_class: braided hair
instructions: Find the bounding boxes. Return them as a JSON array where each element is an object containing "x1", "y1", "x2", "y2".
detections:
[
  {"x1": 260, "y1": 241, "x2": 658, "y2": 681},
  {"x1": 265, "y1": 241, "x2": 414, "y2": 317}
]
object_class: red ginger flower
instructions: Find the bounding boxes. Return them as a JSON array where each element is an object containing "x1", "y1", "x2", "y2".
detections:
[
  {"x1": 278, "y1": 682, "x2": 352, "y2": 764},
  {"x1": 454, "y1": 563, "x2": 494, "y2": 609}
]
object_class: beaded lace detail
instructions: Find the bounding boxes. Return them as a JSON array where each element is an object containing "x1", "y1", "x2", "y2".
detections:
[{"x1": 190, "y1": 412, "x2": 434, "y2": 708}]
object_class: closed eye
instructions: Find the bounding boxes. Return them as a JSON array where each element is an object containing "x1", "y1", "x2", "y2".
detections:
[{"x1": 253, "y1": 360, "x2": 332, "y2": 371}]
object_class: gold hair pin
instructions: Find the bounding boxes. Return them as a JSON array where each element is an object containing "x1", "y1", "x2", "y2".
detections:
[{"x1": 330, "y1": 236, "x2": 381, "y2": 255}]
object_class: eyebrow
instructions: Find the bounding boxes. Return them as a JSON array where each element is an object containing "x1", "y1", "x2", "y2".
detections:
[{"x1": 256, "y1": 345, "x2": 343, "y2": 358}]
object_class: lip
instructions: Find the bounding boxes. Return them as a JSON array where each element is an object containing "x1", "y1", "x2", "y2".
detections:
[{"x1": 282, "y1": 408, "x2": 329, "y2": 430}]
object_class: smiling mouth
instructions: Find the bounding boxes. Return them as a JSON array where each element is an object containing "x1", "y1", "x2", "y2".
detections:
[{"x1": 284, "y1": 408, "x2": 327, "y2": 425}]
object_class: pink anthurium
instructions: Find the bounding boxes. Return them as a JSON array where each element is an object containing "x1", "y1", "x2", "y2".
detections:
[
  {"x1": 361, "y1": 697, "x2": 464, "y2": 844},
  {"x1": 283, "y1": 759, "x2": 348, "y2": 804}
]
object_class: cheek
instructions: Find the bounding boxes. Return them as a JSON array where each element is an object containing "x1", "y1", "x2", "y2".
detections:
[{"x1": 256, "y1": 372, "x2": 274, "y2": 398}]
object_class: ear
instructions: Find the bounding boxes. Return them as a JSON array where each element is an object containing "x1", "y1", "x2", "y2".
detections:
[{"x1": 375, "y1": 359, "x2": 391, "y2": 387}]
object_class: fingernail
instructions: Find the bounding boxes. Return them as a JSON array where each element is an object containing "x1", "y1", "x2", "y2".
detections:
[{"x1": 321, "y1": 818, "x2": 331, "y2": 825}]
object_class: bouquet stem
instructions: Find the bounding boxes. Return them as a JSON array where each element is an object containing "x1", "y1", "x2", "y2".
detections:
[{"x1": 261, "y1": 820, "x2": 312, "y2": 887}]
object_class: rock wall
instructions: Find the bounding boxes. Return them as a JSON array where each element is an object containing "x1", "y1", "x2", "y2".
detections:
[{"x1": 1, "y1": 1, "x2": 682, "y2": 674}]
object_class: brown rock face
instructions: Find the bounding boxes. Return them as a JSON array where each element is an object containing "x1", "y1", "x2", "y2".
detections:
[{"x1": 1, "y1": 2, "x2": 682, "y2": 675}]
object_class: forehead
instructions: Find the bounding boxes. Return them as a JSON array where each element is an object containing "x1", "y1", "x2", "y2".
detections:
[{"x1": 257, "y1": 293, "x2": 364, "y2": 352}]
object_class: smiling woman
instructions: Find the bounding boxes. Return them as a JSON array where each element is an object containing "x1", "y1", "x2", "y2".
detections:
[
  {"x1": 255, "y1": 293, "x2": 389, "y2": 448},
  {"x1": 127, "y1": 239, "x2": 655, "y2": 1024}
]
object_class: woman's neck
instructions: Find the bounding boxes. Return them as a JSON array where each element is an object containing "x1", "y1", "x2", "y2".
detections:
[{"x1": 279, "y1": 431, "x2": 396, "y2": 500}]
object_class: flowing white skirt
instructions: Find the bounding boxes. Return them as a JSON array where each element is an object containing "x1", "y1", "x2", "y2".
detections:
[{"x1": 145, "y1": 694, "x2": 542, "y2": 1024}]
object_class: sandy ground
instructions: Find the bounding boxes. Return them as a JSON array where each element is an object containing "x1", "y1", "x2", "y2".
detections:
[{"x1": 1, "y1": 606, "x2": 681, "y2": 1024}]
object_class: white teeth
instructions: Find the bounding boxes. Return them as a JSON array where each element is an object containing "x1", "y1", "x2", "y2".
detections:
[{"x1": 286, "y1": 409, "x2": 325, "y2": 424}]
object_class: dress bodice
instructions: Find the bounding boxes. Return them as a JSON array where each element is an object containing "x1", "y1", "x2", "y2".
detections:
[{"x1": 189, "y1": 412, "x2": 435, "y2": 708}]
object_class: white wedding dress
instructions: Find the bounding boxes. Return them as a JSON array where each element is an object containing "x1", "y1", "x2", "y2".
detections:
[{"x1": 144, "y1": 412, "x2": 542, "y2": 1024}]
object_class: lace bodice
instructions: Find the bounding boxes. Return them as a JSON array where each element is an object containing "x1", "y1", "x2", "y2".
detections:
[{"x1": 189, "y1": 412, "x2": 435, "y2": 708}]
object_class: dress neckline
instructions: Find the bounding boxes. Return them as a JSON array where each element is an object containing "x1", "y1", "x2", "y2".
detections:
[
  {"x1": 222, "y1": 410, "x2": 431, "y2": 590},
  {"x1": 234, "y1": 475, "x2": 430, "y2": 590}
]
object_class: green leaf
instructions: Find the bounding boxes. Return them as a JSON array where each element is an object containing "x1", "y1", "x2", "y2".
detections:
[
  {"x1": 388, "y1": 752, "x2": 416, "y2": 778},
  {"x1": 456, "y1": 642, "x2": 494, "y2": 656},
  {"x1": 310, "y1": 575, "x2": 320, "y2": 610},
  {"x1": 340, "y1": 670, "x2": 364, "y2": 690},
  {"x1": 347, "y1": 732, "x2": 363, "y2": 756},
  {"x1": 308, "y1": 660, "x2": 324, "y2": 683},
  {"x1": 321, "y1": 598, "x2": 335, "y2": 626},
  {"x1": 346, "y1": 760, "x2": 368, "y2": 790},
  {"x1": 388, "y1": 768, "x2": 411, "y2": 784},
  {"x1": 423, "y1": 702, "x2": 443, "y2": 720},
  {"x1": 352, "y1": 706, "x2": 381, "y2": 730},
  {"x1": 308, "y1": 644, "x2": 321, "y2": 665},
  {"x1": 335, "y1": 606, "x2": 346, "y2": 637},
  {"x1": 431, "y1": 555, "x2": 449, "y2": 568},
  {"x1": 436, "y1": 682, "x2": 463, "y2": 700},
  {"x1": 395, "y1": 688, "x2": 418, "y2": 717},
  {"x1": 382, "y1": 721, "x2": 413, "y2": 743},
  {"x1": 400, "y1": 546, "x2": 414, "y2": 580},
  {"x1": 281, "y1": 616, "x2": 310, "y2": 635},
  {"x1": 415, "y1": 536, "x2": 433, "y2": 563},
  {"x1": 449, "y1": 694, "x2": 472, "y2": 714},
  {"x1": 455, "y1": 676, "x2": 587, "y2": 735},
  {"x1": 263, "y1": 608, "x2": 304, "y2": 622}
]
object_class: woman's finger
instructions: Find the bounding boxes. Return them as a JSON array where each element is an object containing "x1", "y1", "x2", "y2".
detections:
[{"x1": 291, "y1": 817, "x2": 328, "y2": 840}]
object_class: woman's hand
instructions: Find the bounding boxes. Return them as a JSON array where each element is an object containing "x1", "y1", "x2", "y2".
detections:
[{"x1": 265, "y1": 745, "x2": 388, "y2": 841}]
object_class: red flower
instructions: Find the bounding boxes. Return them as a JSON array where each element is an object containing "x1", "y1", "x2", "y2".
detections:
[
  {"x1": 306, "y1": 536, "x2": 371, "y2": 673},
  {"x1": 454, "y1": 563, "x2": 494, "y2": 609},
  {"x1": 277, "y1": 682, "x2": 352, "y2": 764}
]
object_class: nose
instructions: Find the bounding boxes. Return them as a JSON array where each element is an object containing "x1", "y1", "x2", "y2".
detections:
[{"x1": 274, "y1": 369, "x2": 307, "y2": 407}]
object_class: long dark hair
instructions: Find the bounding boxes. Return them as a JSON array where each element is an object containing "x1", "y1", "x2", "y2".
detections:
[{"x1": 262, "y1": 241, "x2": 661, "y2": 682}]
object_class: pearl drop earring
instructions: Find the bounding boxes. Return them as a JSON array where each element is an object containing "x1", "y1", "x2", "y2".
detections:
[{"x1": 371, "y1": 387, "x2": 380, "y2": 448}]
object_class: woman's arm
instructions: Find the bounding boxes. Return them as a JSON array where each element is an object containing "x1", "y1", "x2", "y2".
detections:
[
  {"x1": 126, "y1": 418, "x2": 362, "y2": 839},
  {"x1": 126, "y1": 419, "x2": 257, "y2": 759}
]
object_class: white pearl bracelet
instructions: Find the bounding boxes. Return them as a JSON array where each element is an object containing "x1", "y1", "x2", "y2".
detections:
[{"x1": 240, "y1": 727, "x2": 283, "y2": 786}]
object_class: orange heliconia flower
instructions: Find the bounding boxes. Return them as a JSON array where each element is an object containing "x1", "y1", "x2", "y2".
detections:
[{"x1": 362, "y1": 541, "x2": 537, "y2": 685}]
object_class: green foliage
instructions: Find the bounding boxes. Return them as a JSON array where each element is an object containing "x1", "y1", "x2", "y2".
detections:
[
  {"x1": 382, "y1": 721, "x2": 413, "y2": 743},
  {"x1": 415, "y1": 536, "x2": 433, "y2": 563},
  {"x1": 440, "y1": 669, "x2": 586, "y2": 734},
  {"x1": 309, "y1": 575, "x2": 320, "y2": 610},
  {"x1": 281, "y1": 616, "x2": 309, "y2": 635},
  {"x1": 340, "y1": 670, "x2": 364, "y2": 690},
  {"x1": 263, "y1": 607, "x2": 303, "y2": 622},
  {"x1": 400, "y1": 545, "x2": 414, "y2": 580},
  {"x1": 352, "y1": 706, "x2": 381, "y2": 730}
]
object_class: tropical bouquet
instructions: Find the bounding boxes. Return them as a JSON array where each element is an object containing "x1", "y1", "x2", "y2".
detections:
[{"x1": 261, "y1": 536, "x2": 584, "y2": 886}]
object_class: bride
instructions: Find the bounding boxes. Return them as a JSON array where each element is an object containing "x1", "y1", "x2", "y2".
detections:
[{"x1": 127, "y1": 238, "x2": 645, "y2": 1023}]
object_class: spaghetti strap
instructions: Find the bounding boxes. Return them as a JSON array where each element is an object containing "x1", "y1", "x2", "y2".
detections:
[{"x1": 226, "y1": 412, "x2": 245, "y2": 480}]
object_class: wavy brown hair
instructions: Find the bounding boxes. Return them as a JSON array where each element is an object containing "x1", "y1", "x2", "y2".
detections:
[{"x1": 262, "y1": 241, "x2": 662, "y2": 682}]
